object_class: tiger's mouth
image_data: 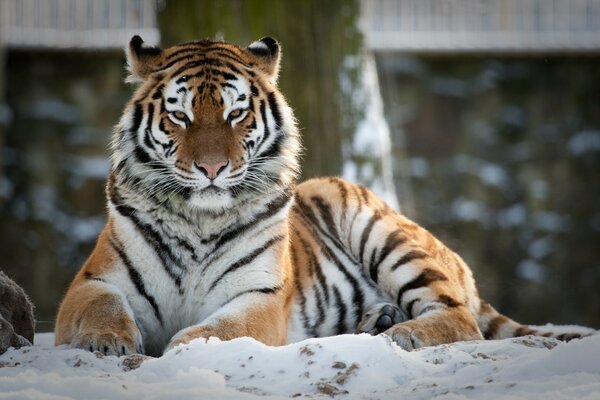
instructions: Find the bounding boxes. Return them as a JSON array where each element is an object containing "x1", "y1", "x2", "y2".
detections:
[{"x1": 185, "y1": 184, "x2": 236, "y2": 211}]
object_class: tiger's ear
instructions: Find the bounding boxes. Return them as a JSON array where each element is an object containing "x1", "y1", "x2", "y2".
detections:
[
  {"x1": 247, "y1": 36, "x2": 281, "y2": 84},
  {"x1": 126, "y1": 35, "x2": 163, "y2": 82}
]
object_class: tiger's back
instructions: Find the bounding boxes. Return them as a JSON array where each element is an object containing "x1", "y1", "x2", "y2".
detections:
[{"x1": 55, "y1": 35, "x2": 595, "y2": 357}]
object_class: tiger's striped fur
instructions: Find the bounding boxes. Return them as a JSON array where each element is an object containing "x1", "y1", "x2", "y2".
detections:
[{"x1": 55, "y1": 36, "x2": 595, "y2": 356}]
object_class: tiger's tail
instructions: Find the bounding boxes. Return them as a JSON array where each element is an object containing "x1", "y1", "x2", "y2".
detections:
[{"x1": 477, "y1": 302, "x2": 596, "y2": 342}]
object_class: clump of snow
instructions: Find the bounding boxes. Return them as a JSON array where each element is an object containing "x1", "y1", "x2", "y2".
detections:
[
  {"x1": 1, "y1": 332, "x2": 599, "y2": 399},
  {"x1": 497, "y1": 203, "x2": 527, "y2": 228},
  {"x1": 409, "y1": 157, "x2": 429, "y2": 178},
  {"x1": 28, "y1": 99, "x2": 81, "y2": 124},
  {"x1": 452, "y1": 154, "x2": 511, "y2": 191},
  {"x1": 451, "y1": 197, "x2": 493, "y2": 226},
  {"x1": 516, "y1": 259, "x2": 546, "y2": 283},
  {"x1": 568, "y1": 130, "x2": 600, "y2": 156}
]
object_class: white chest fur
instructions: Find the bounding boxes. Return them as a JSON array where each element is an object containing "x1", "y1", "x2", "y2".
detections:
[{"x1": 105, "y1": 193, "x2": 290, "y2": 354}]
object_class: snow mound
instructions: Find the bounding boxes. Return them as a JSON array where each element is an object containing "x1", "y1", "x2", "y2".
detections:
[{"x1": 1, "y1": 332, "x2": 599, "y2": 399}]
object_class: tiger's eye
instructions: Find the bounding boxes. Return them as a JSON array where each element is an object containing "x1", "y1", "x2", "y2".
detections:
[
  {"x1": 172, "y1": 111, "x2": 187, "y2": 121},
  {"x1": 228, "y1": 109, "x2": 243, "y2": 120}
]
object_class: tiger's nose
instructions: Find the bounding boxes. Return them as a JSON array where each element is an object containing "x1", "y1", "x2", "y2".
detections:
[{"x1": 194, "y1": 160, "x2": 229, "y2": 180}]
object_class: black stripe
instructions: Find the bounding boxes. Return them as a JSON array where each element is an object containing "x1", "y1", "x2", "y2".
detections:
[
  {"x1": 114, "y1": 158, "x2": 127, "y2": 174},
  {"x1": 222, "y1": 82, "x2": 238, "y2": 92},
  {"x1": 294, "y1": 196, "x2": 356, "y2": 264},
  {"x1": 133, "y1": 145, "x2": 152, "y2": 164},
  {"x1": 358, "y1": 185, "x2": 370, "y2": 203},
  {"x1": 212, "y1": 49, "x2": 247, "y2": 65},
  {"x1": 293, "y1": 227, "x2": 330, "y2": 306},
  {"x1": 359, "y1": 212, "x2": 380, "y2": 264},
  {"x1": 330, "y1": 178, "x2": 349, "y2": 228},
  {"x1": 406, "y1": 298, "x2": 419, "y2": 318},
  {"x1": 515, "y1": 326, "x2": 535, "y2": 337},
  {"x1": 306, "y1": 222, "x2": 365, "y2": 327},
  {"x1": 290, "y1": 242, "x2": 311, "y2": 335},
  {"x1": 219, "y1": 286, "x2": 282, "y2": 309},
  {"x1": 267, "y1": 92, "x2": 282, "y2": 127},
  {"x1": 207, "y1": 235, "x2": 284, "y2": 293},
  {"x1": 212, "y1": 192, "x2": 291, "y2": 249},
  {"x1": 390, "y1": 250, "x2": 428, "y2": 272},
  {"x1": 165, "y1": 46, "x2": 208, "y2": 60},
  {"x1": 437, "y1": 294, "x2": 463, "y2": 308},
  {"x1": 301, "y1": 234, "x2": 327, "y2": 334},
  {"x1": 163, "y1": 50, "x2": 248, "y2": 72},
  {"x1": 151, "y1": 85, "x2": 164, "y2": 100},
  {"x1": 258, "y1": 99, "x2": 270, "y2": 148},
  {"x1": 246, "y1": 118, "x2": 257, "y2": 131},
  {"x1": 311, "y1": 195, "x2": 341, "y2": 247},
  {"x1": 311, "y1": 279, "x2": 326, "y2": 335},
  {"x1": 221, "y1": 71, "x2": 237, "y2": 81},
  {"x1": 113, "y1": 202, "x2": 184, "y2": 291},
  {"x1": 347, "y1": 185, "x2": 365, "y2": 246},
  {"x1": 484, "y1": 315, "x2": 509, "y2": 339},
  {"x1": 256, "y1": 133, "x2": 283, "y2": 160},
  {"x1": 332, "y1": 286, "x2": 347, "y2": 335},
  {"x1": 131, "y1": 103, "x2": 144, "y2": 133},
  {"x1": 367, "y1": 248, "x2": 379, "y2": 283},
  {"x1": 109, "y1": 237, "x2": 162, "y2": 325},
  {"x1": 396, "y1": 268, "x2": 448, "y2": 309},
  {"x1": 555, "y1": 333, "x2": 582, "y2": 341},
  {"x1": 143, "y1": 103, "x2": 156, "y2": 149},
  {"x1": 370, "y1": 230, "x2": 408, "y2": 283},
  {"x1": 83, "y1": 271, "x2": 105, "y2": 282},
  {"x1": 168, "y1": 58, "x2": 243, "y2": 81}
]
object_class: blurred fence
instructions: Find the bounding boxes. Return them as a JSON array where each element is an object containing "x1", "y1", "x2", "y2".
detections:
[
  {"x1": 0, "y1": 0, "x2": 159, "y2": 48},
  {"x1": 361, "y1": 0, "x2": 600, "y2": 52}
]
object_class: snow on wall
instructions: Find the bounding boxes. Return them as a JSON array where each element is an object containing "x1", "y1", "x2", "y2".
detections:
[{"x1": 342, "y1": 52, "x2": 400, "y2": 211}]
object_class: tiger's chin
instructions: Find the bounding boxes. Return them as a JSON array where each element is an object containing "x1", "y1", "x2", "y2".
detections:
[{"x1": 185, "y1": 187, "x2": 236, "y2": 213}]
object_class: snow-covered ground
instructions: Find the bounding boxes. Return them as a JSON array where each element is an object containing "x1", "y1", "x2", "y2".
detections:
[{"x1": 1, "y1": 332, "x2": 599, "y2": 399}]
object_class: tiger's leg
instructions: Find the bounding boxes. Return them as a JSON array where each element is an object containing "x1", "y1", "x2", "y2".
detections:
[
  {"x1": 294, "y1": 177, "x2": 483, "y2": 350},
  {"x1": 55, "y1": 280, "x2": 143, "y2": 355},
  {"x1": 55, "y1": 227, "x2": 144, "y2": 356},
  {"x1": 164, "y1": 289, "x2": 290, "y2": 353}
]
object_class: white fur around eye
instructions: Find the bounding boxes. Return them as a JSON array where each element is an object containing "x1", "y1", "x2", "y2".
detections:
[
  {"x1": 168, "y1": 112, "x2": 188, "y2": 128},
  {"x1": 227, "y1": 109, "x2": 248, "y2": 126}
]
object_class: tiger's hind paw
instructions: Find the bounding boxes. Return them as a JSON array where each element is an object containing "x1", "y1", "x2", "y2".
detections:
[
  {"x1": 383, "y1": 324, "x2": 428, "y2": 351},
  {"x1": 356, "y1": 303, "x2": 407, "y2": 335}
]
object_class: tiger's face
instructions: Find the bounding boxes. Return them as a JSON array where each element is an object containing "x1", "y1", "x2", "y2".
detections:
[{"x1": 112, "y1": 36, "x2": 300, "y2": 211}]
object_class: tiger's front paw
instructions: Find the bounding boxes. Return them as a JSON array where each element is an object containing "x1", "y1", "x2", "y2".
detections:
[
  {"x1": 71, "y1": 329, "x2": 143, "y2": 356},
  {"x1": 164, "y1": 325, "x2": 213, "y2": 354}
]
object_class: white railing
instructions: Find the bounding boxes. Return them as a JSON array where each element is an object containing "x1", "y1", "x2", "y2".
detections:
[
  {"x1": 361, "y1": 0, "x2": 600, "y2": 52},
  {"x1": 0, "y1": 0, "x2": 159, "y2": 48}
]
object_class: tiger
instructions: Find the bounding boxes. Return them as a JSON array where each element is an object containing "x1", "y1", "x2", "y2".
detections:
[{"x1": 55, "y1": 35, "x2": 595, "y2": 357}]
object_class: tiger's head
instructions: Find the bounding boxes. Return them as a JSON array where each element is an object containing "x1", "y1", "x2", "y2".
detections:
[{"x1": 111, "y1": 36, "x2": 300, "y2": 212}]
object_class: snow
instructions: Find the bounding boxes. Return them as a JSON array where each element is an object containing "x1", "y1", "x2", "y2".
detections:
[
  {"x1": 568, "y1": 130, "x2": 600, "y2": 156},
  {"x1": 516, "y1": 259, "x2": 546, "y2": 283},
  {"x1": 1, "y1": 332, "x2": 599, "y2": 399},
  {"x1": 341, "y1": 53, "x2": 400, "y2": 212},
  {"x1": 28, "y1": 99, "x2": 81, "y2": 124}
]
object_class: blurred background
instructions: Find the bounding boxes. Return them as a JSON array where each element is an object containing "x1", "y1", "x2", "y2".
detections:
[{"x1": 0, "y1": 0, "x2": 598, "y2": 332}]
